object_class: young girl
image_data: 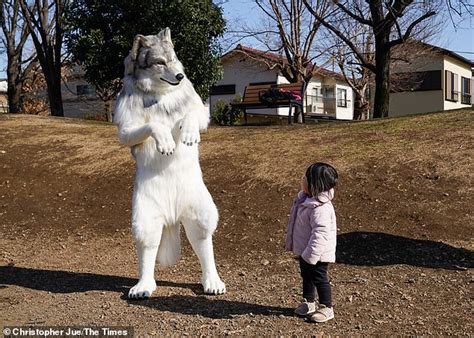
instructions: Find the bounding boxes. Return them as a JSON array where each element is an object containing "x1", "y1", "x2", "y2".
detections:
[{"x1": 285, "y1": 162, "x2": 338, "y2": 323}]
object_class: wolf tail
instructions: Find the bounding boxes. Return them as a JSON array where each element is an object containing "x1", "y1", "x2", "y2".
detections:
[{"x1": 157, "y1": 224, "x2": 181, "y2": 267}]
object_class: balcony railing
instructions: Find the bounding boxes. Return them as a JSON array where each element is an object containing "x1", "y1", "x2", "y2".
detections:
[
  {"x1": 461, "y1": 94, "x2": 471, "y2": 105},
  {"x1": 451, "y1": 91, "x2": 459, "y2": 102},
  {"x1": 305, "y1": 94, "x2": 336, "y2": 116}
]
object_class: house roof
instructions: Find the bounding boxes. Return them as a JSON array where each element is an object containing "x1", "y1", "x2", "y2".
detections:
[
  {"x1": 221, "y1": 44, "x2": 346, "y2": 82},
  {"x1": 406, "y1": 40, "x2": 474, "y2": 67}
]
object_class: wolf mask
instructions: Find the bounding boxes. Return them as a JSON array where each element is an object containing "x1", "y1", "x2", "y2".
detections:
[{"x1": 124, "y1": 28, "x2": 186, "y2": 93}]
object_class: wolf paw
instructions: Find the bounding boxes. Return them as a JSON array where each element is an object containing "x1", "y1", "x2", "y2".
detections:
[
  {"x1": 202, "y1": 276, "x2": 226, "y2": 295},
  {"x1": 128, "y1": 279, "x2": 157, "y2": 299},
  {"x1": 179, "y1": 116, "x2": 200, "y2": 146},
  {"x1": 150, "y1": 124, "x2": 176, "y2": 155}
]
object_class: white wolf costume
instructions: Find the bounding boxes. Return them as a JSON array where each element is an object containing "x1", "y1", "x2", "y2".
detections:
[{"x1": 114, "y1": 28, "x2": 225, "y2": 298}]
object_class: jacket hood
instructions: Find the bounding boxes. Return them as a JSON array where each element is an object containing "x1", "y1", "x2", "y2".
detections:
[{"x1": 301, "y1": 188, "x2": 334, "y2": 208}]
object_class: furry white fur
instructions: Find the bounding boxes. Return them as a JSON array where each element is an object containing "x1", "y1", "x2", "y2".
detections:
[{"x1": 114, "y1": 28, "x2": 225, "y2": 298}]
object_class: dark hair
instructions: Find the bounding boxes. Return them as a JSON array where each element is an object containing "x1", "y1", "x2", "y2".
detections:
[{"x1": 305, "y1": 162, "x2": 338, "y2": 200}]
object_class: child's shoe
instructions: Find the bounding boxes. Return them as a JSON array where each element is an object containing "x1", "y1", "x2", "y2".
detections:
[
  {"x1": 294, "y1": 299, "x2": 316, "y2": 316},
  {"x1": 310, "y1": 304, "x2": 334, "y2": 323}
]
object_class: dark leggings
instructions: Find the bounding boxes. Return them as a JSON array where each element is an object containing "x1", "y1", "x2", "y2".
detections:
[{"x1": 299, "y1": 257, "x2": 332, "y2": 307}]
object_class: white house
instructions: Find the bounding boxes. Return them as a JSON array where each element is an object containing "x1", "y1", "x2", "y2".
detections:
[
  {"x1": 209, "y1": 45, "x2": 354, "y2": 120},
  {"x1": 389, "y1": 42, "x2": 473, "y2": 117},
  {"x1": 0, "y1": 79, "x2": 8, "y2": 113},
  {"x1": 61, "y1": 65, "x2": 107, "y2": 119}
]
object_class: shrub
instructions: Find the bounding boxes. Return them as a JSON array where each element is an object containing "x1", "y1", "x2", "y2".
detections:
[{"x1": 211, "y1": 95, "x2": 243, "y2": 126}]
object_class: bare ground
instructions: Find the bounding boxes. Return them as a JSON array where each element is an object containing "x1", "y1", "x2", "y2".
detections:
[{"x1": 0, "y1": 110, "x2": 473, "y2": 336}]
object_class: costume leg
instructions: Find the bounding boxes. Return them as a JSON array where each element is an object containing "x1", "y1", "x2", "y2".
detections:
[
  {"x1": 181, "y1": 189, "x2": 225, "y2": 294},
  {"x1": 128, "y1": 200, "x2": 164, "y2": 299}
]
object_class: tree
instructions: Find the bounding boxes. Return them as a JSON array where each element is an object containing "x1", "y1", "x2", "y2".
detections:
[
  {"x1": 0, "y1": 0, "x2": 37, "y2": 113},
  {"x1": 322, "y1": 0, "x2": 441, "y2": 120},
  {"x1": 65, "y1": 0, "x2": 225, "y2": 121},
  {"x1": 19, "y1": 0, "x2": 67, "y2": 117},
  {"x1": 228, "y1": 0, "x2": 331, "y2": 122},
  {"x1": 231, "y1": 0, "x2": 330, "y2": 85},
  {"x1": 323, "y1": 13, "x2": 374, "y2": 120},
  {"x1": 303, "y1": 0, "x2": 471, "y2": 118}
]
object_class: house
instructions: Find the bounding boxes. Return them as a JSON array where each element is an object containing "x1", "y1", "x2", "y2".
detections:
[
  {"x1": 61, "y1": 65, "x2": 107, "y2": 119},
  {"x1": 209, "y1": 45, "x2": 354, "y2": 120},
  {"x1": 0, "y1": 79, "x2": 8, "y2": 113},
  {"x1": 389, "y1": 42, "x2": 474, "y2": 117}
]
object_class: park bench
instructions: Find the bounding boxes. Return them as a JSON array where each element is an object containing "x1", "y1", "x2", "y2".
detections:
[{"x1": 231, "y1": 82, "x2": 306, "y2": 124}]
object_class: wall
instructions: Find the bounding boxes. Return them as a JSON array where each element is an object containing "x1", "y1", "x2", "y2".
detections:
[
  {"x1": 389, "y1": 90, "x2": 444, "y2": 117},
  {"x1": 443, "y1": 56, "x2": 473, "y2": 111},
  {"x1": 388, "y1": 55, "x2": 444, "y2": 116},
  {"x1": 392, "y1": 55, "x2": 444, "y2": 73},
  {"x1": 335, "y1": 82, "x2": 354, "y2": 120},
  {"x1": 62, "y1": 78, "x2": 106, "y2": 119},
  {"x1": 388, "y1": 54, "x2": 472, "y2": 116},
  {"x1": 209, "y1": 55, "x2": 279, "y2": 116},
  {"x1": 276, "y1": 75, "x2": 291, "y2": 116}
]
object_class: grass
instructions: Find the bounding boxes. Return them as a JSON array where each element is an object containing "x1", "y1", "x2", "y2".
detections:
[
  {"x1": 1, "y1": 108, "x2": 472, "y2": 188},
  {"x1": 202, "y1": 109, "x2": 473, "y2": 189}
]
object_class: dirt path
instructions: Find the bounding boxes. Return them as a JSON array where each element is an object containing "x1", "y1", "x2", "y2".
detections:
[{"x1": 1, "y1": 112, "x2": 473, "y2": 335}]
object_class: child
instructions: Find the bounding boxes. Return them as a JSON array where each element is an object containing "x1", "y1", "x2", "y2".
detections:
[{"x1": 285, "y1": 162, "x2": 338, "y2": 323}]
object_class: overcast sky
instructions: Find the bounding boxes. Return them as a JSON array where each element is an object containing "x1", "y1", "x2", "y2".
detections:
[{"x1": 1, "y1": 1, "x2": 473, "y2": 79}]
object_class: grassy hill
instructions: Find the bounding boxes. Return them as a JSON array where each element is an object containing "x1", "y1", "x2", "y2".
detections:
[{"x1": 0, "y1": 109, "x2": 472, "y2": 335}]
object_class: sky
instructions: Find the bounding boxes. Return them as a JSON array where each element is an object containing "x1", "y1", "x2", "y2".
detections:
[
  {"x1": 220, "y1": 0, "x2": 474, "y2": 62},
  {"x1": 1, "y1": 1, "x2": 473, "y2": 79}
]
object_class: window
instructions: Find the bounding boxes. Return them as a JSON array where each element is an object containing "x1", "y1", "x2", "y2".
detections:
[
  {"x1": 445, "y1": 70, "x2": 459, "y2": 102},
  {"x1": 391, "y1": 70, "x2": 442, "y2": 92},
  {"x1": 210, "y1": 84, "x2": 236, "y2": 95},
  {"x1": 337, "y1": 88, "x2": 347, "y2": 107},
  {"x1": 249, "y1": 81, "x2": 277, "y2": 86},
  {"x1": 461, "y1": 77, "x2": 471, "y2": 104},
  {"x1": 76, "y1": 84, "x2": 95, "y2": 96},
  {"x1": 324, "y1": 87, "x2": 334, "y2": 98},
  {"x1": 312, "y1": 87, "x2": 322, "y2": 99}
]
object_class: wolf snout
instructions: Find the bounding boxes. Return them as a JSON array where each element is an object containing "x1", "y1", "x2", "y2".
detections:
[{"x1": 175, "y1": 73, "x2": 184, "y2": 81}]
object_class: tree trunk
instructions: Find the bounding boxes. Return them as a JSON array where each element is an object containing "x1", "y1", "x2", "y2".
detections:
[
  {"x1": 353, "y1": 91, "x2": 364, "y2": 120},
  {"x1": 105, "y1": 100, "x2": 112, "y2": 122},
  {"x1": 44, "y1": 67, "x2": 64, "y2": 117},
  {"x1": 7, "y1": 77, "x2": 23, "y2": 114},
  {"x1": 373, "y1": 38, "x2": 391, "y2": 118},
  {"x1": 354, "y1": 90, "x2": 371, "y2": 120},
  {"x1": 6, "y1": 56, "x2": 23, "y2": 114},
  {"x1": 296, "y1": 80, "x2": 308, "y2": 123}
]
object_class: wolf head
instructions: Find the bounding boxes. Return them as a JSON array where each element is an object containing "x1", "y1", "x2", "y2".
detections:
[{"x1": 124, "y1": 28, "x2": 186, "y2": 94}]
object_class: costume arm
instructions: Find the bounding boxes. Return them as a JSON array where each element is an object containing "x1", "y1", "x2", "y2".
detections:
[
  {"x1": 117, "y1": 124, "x2": 153, "y2": 147},
  {"x1": 114, "y1": 89, "x2": 174, "y2": 151}
]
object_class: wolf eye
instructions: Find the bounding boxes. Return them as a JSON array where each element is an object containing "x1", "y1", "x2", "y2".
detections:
[{"x1": 149, "y1": 57, "x2": 166, "y2": 67}]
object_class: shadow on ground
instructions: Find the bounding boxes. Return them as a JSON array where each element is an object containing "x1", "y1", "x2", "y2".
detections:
[
  {"x1": 0, "y1": 266, "x2": 292, "y2": 319},
  {"x1": 0, "y1": 266, "x2": 200, "y2": 294},
  {"x1": 128, "y1": 295, "x2": 292, "y2": 319},
  {"x1": 337, "y1": 232, "x2": 474, "y2": 269}
]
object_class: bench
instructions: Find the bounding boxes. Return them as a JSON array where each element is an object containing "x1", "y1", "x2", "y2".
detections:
[{"x1": 231, "y1": 83, "x2": 306, "y2": 124}]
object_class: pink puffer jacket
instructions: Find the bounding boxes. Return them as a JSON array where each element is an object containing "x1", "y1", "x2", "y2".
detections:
[{"x1": 285, "y1": 189, "x2": 337, "y2": 264}]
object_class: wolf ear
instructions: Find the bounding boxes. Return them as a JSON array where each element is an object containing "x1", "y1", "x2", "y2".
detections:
[
  {"x1": 157, "y1": 27, "x2": 172, "y2": 44},
  {"x1": 130, "y1": 34, "x2": 149, "y2": 61}
]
